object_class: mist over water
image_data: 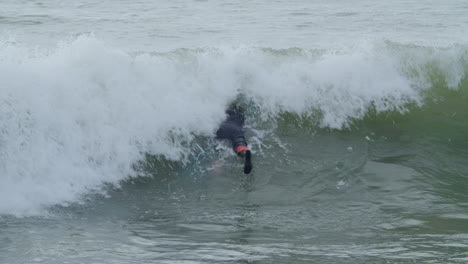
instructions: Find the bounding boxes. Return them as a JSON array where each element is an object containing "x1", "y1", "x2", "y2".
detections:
[{"x1": 1, "y1": 0, "x2": 468, "y2": 263}]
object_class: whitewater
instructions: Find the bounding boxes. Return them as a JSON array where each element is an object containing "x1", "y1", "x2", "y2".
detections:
[{"x1": 1, "y1": 0, "x2": 468, "y2": 263}]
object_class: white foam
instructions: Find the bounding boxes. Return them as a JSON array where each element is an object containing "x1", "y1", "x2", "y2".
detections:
[
  {"x1": 0, "y1": 36, "x2": 232, "y2": 215},
  {"x1": 0, "y1": 36, "x2": 465, "y2": 215},
  {"x1": 240, "y1": 44, "x2": 422, "y2": 128}
]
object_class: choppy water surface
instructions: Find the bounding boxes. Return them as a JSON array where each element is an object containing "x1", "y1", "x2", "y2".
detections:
[{"x1": 1, "y1": 0, "x2": 468, "y2": 263}]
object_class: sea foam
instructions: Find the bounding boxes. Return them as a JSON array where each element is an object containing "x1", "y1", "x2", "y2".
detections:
[{"x1": 0, "y1": 36, "x2": 465, "y2": 215}]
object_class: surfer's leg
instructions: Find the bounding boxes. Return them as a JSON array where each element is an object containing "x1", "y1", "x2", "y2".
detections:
[{"x1": 243, "y1": 150, "x2": 252, "y2": 174}]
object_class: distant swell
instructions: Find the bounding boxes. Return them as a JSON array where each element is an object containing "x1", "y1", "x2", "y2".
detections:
[{"x1": 0, "y1": 35, "x2": 466, "y2": 216}]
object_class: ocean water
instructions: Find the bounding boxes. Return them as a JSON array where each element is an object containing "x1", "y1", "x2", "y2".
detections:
[{"x1": 1, "y1": 0, "x2": 468, "y2": 263}]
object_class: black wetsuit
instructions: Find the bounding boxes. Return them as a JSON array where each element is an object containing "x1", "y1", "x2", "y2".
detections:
[
  {"x1": 215, "y1": 107, "x2": 248, "y2": 155},
  {"x1": 216, "y1": 105, "x2": 252, "y2": 174}
]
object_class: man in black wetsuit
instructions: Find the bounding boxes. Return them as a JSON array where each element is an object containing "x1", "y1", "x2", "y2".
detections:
[{"x1": 216, "y1": 104, "x2": 253, "y2": 174}]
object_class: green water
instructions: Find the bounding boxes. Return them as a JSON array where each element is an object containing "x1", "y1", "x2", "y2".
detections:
[
  {"x1": 2, "y1": 0, "x2": 468, "y2": 262},
  {"x1": 3, "y1": 88, "x2": 468, "y2": 263}
]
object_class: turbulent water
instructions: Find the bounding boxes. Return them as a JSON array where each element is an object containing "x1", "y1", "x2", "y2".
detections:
[{"x1": 1, "y1": 0, "x2": 468, "y2": 263}]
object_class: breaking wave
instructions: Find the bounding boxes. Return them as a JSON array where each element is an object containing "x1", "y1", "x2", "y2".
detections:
[{"x1": 0, "y1": 35, "x2": 466, "y2": 215}]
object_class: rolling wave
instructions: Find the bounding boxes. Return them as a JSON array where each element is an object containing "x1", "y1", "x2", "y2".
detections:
[{"x1": 0, "y1": 35, "x2": 466, "y2": 215}]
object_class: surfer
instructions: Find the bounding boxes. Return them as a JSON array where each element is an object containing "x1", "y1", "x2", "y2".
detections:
[{"x1": 216, "y1": 104, "x2": 252, "y2": 174}]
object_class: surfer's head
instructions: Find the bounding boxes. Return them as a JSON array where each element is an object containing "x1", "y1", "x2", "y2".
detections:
[{"x1": 226, "y1": 103, "x2": 244, "y2": 116}]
